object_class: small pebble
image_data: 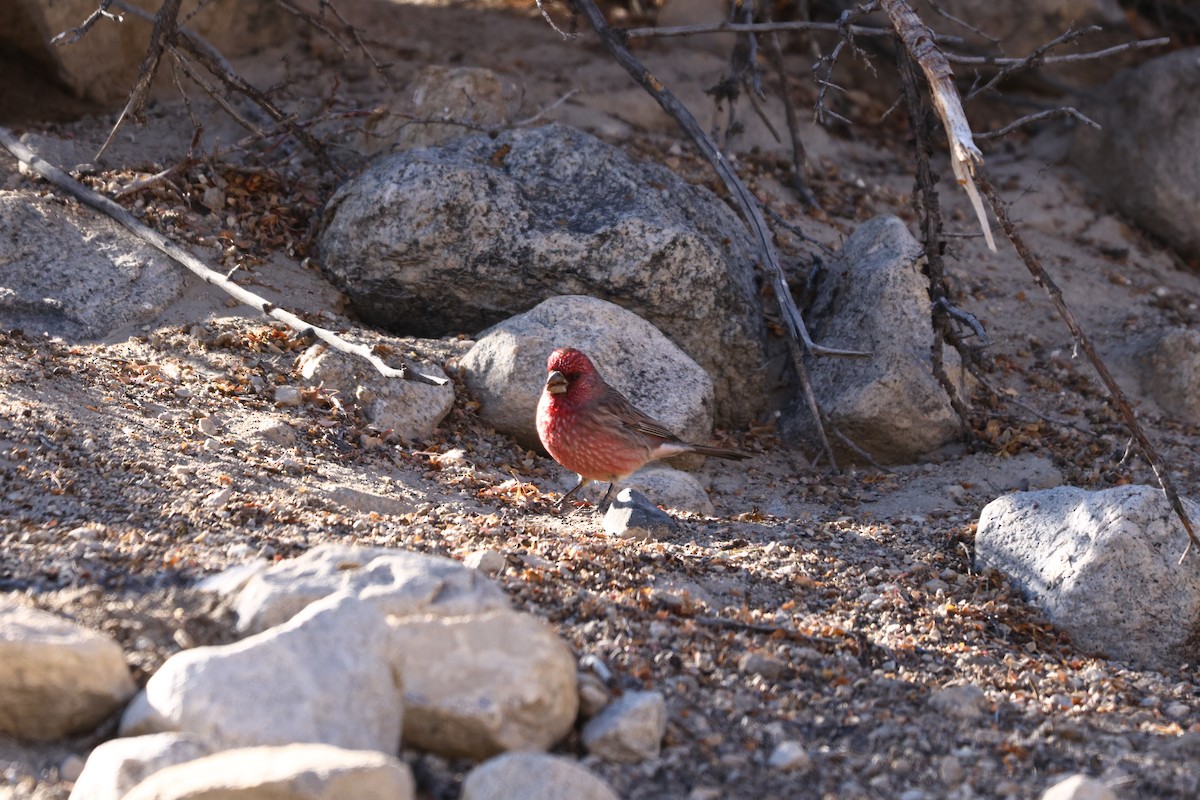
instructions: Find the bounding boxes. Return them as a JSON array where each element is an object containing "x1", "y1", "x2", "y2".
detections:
[
  {"x1": 768, "y1": 740, "x2": 811, "y2": 772},
  {"x1": 59, "y1": 754, "x2": 85, "y2": 783},
  {"x1": 274, "y1": 386, "x2": 302, "y2": 407},
  {"x1": 463, "y1": 549, "x2": 505, "y2": 575}
]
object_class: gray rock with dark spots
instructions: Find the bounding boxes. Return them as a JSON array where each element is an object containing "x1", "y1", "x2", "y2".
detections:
[
  {"x1": 976, "y1": 484, "x2": 1200, "y2": 669},
  {"x1": 318, "y1": 123, "x2": 770, "y2": 425},
  {"x1": 780, "y1": 215, "x2": 964, "y2": 463}
]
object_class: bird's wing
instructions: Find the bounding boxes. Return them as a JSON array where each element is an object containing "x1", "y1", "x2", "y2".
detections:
[{"x1": 601, "y1": 392, "x2": 682, "y2": 443}]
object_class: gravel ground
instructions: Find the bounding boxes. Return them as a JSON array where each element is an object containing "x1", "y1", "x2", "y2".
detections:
[{"x1": 3, "y1": 2, "x2": 1200, "y2": 797}]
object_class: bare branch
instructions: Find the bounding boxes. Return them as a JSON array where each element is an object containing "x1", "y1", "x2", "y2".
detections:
[
  {"x1": 921, "y1": 0, "x2": 1002, "y2": 49},
  {"x1": 535, "y1": 0, "x2": 579, "y2": 39},
  {"x1": 974, "y1": 107, "x2": 1099, "y2": 141},
  {"x1": 0, "y1": 128, "x2": 447, "y2": 387},
  {"x1": 762, "y1": 3, "x2": 817, "y2": 206},
  {"x1": 966, "y1": 25, "x2": 1096, "y2": 98},
  {"x1": 167, "y1": 44, "x2": 268, "y2": 139},
  {"x1": 95, "y1": 0, "x2": 183, "y2": 162},
  {"x1": 513, "y1": 89, "x2": 579, "y2": 127},
  {"x1": 896, "y1": 42, "x2": 975, "y2": 439},
  {"x1": 952, "y1": 34, "x2": 1169, "y2": 68},
  {"x1": 50, "y1": 0, "x2": 122, "y2": 46},
  {"x1": 623, "y1": 19, "x2": 963, "y2": 44},
  {"x1": 172, "y1": 31, "x2": 345, "y2": 176},
  {"x1": 277, "y1": 0, "x2": 394, "y2": 87},
  {"x1": 978, "y1": 172, "x2": 1200, "y2": 560}
]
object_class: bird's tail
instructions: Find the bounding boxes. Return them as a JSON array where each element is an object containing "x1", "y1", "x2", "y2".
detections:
[{"x1": 686, "y1": 443, "x2": 751, "y2": 461}]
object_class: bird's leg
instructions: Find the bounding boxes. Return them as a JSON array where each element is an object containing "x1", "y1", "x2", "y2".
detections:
[
  {"x1": 556, "y1": 475, "x2": 590, "y2": 508},
  {"x1": 598, "y1": 482, "x2": 617, "y2": 512}
]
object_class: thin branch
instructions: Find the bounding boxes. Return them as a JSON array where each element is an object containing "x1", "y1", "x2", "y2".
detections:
[
  {"x1": 763, "y1": 4, "x2": 817, "y2": 206},
  {"x1": 112, "y1": 0, "x2": 242, "y2": 79},
  {"x1": 966, "y1": 361, "x2": 1097, "y2": 437},
  {"x1": 567, "y1": 0, "x2": 867, "y2": 364},
  {"x1": 281, "y1": 0, "x2": 394, "y2": 87},
  {"x1": 171, "y1": 31, "x2": 345, "y2": 177},
  {"x1": 0, "y1": 128, "x2": 447, "y2": 387},
  {"x1": 978, "y1": 172, "x2": 1200, "y2": 560},
  {"x1": 535, "y1": 0, "x2": 579, "y2": 39},
  {"x1": 167, "y1": 44, "x2": 267, "y2": 139},
  {"x1": 896, "y1": 39, "x2": 975, "y2": 440},
  {"x1": 50, "y1": 0, "x2": 122, "y2": 46},
  {"x1": 952, "y1": 34, "x2": 1169, "y2": 68},
  {"x1": 966, "y1": 26, "x2": 1097, "y2": 98},
  {"x1": 624, "y1": 19, "x2": 963, "y2": 44},
  {"x1": 933, "y1": 298, "x2": 988, "y2": 344},
  {"x1": 974, "y1": 107, "x2": 1099, "y2": 140},
  {"x1": 95, "y1": 0, "x2": 184, "y2": 162},
  {"x1": 513, "y1": 89, "x2": 579, "y2": 127},
  {"x1": 813, "y1": 6, "x2": 880, "y2": 129},
  {"x1": 921, "y1": 0, "x2": 1002, "y2": 49}
]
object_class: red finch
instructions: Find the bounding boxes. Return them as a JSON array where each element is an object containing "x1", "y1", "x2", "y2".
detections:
[{"x1": 535, "y1": 347, "x2": 750, "y2": 508}]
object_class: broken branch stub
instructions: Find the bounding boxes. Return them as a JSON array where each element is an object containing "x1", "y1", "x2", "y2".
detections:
[{"x1": 881, "y1": 0, "x2": 995, "y2": 253}]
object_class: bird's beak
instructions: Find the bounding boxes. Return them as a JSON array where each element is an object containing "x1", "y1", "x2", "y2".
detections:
[{"x1": 545, "y1": 370, "x2": 568, "y2": 395}]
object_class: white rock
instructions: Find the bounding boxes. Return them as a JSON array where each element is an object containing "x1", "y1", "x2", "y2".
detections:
[
  {"x1": 768, "y1": 740, "x2": 812, "y2": 772},
  {"x1": 121, "y1": 743, "x2": 414, "y2": 800},
  {"x1": 273, "y1": 385, "x2": 302, "y2": 407},
  {"x1": 461, "y1": 752, "x2": 619, "y2": 800},
  {"x1": 463, "y1": 549, "x2": 507, "y2": 576},
  {"x1": 626, "y1": 466, "x2": 716, "y2": 515},
  {"x1": 120, "y1": 593, "x2": 403, "y2": 753},
  {"x1": 69, "y1": 733, "x2": 214, "y2": 800},
  {"x1": 234, "y1": 543, "x2": 509, "y2": 634},
  {"x1": 297, "y1": 343, "x2": 453, "y2": 442},
  {"x1": 580, "y1": 690, "x2": 667, "y2": 763},
  {"x1": 0, "y1": 599, "x2": 136, "y2": 740},
  {"x1": 391, "y1": 609, "x2": 578, "y2": 759},
  {"x1": 928, "y1": 683, "x2": 989, "y2": 720},
  {"x1": 977, "y1": 484, "x2": 1200, "y2": 669},
  {"x1": 602, "y1": 489, "x2": 679, "y2": 542},
  {"x1": 1040, "y1": 774, "x2": 1116, "y2": 800}
]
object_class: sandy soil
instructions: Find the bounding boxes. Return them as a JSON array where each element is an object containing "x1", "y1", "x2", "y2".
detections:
[{"x1": 2, "y1": 2, "x2": 1200, "y2": 798}]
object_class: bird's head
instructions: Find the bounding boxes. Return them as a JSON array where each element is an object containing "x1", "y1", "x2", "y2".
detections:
[{"x1": 544, "y1": 347, "x2": 597, "y2": 396}]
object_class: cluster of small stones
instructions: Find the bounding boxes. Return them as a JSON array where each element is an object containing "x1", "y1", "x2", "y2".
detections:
[{"x1": 0, "y1": 545, "x2": 673, "y2": 799}]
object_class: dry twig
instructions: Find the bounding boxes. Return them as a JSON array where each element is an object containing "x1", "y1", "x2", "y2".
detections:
[
  {"x1": 974, "y1": 107, "x2": 1099, "y2": 140},
  {"x1": 762, "y1": 3, "x2": 817, "y2": 206},
  {"x1": 623, "y1": 19, "x2": 963, "y2": 43},
  {"x1": 50, "y1": 0, "x2": 122, "y2": 46},
  {"x1": 95, "y1": 0, "x2": 183, "y2": 162},
  {"x1": 0, "y1": 129, "x2": 447, "y2": 387},
  {"x1": 978, "y1": 174, "x2": 1200, "y2": 560},
  {"x1": 895, "y1": 41, "x2": 976, "y2": 440}
]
